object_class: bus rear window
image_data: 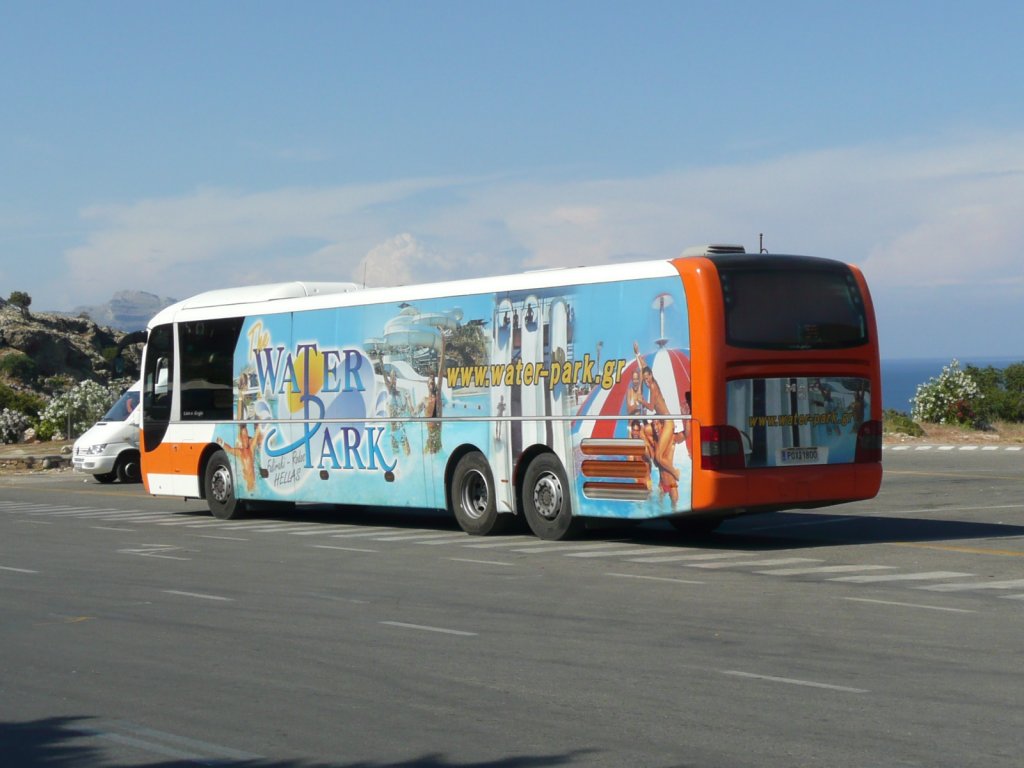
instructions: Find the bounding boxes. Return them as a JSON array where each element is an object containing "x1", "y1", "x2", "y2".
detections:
[{"x1": 716, "y1": 255, "x2": 868, "y2": 350}]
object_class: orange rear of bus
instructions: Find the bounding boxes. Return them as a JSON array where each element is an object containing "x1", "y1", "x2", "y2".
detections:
[{"x1": 677, "y1": 251, "x2": 882, "y2": 520}]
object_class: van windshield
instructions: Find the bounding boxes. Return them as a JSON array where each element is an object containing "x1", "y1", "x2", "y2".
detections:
[{"x1": 103, "y1": 389, "x2": 140, "y2": 421}]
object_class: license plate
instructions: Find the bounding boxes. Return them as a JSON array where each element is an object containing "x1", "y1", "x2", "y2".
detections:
[{"x1": 777, "y1": 446, "x2": 827, "y2": 465}]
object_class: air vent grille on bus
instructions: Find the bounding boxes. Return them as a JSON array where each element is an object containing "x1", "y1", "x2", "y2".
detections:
[{"x1": 679, "y1": 244, "x2": 747, "y2": 257}]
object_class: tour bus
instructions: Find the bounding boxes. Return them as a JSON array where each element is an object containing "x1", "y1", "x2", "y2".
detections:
[{"x1": 139, "y1": 245, "x2": 882, "y2": 540}]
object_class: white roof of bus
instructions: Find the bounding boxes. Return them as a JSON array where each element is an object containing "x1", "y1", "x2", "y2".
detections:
[{"x1": 147, "y1": 259, "x2": 681, "y2": 328}]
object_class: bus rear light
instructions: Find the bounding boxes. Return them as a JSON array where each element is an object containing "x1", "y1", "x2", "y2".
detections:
[
  {"x1": 855, "y1": 420, "x2": 883, "y2": 463},
  {"x1": 700, "y1": 425, "x2": 746, "y2": 471}
]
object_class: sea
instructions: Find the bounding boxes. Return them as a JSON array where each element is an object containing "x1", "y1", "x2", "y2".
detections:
[{"x1": 882, "y1": 356, "x2": 1024, "y2": 413}]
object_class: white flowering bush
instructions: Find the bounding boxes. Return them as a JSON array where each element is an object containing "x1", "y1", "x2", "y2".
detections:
[
  {"x1": 910, "y1": 359, "x2": 983, "y2": 425},
  {"x1": 36, "y1": 379, "x2": 122, "y2": 440},
  {"x1": 0, "y1": 407, "x2": 31, "y2": 444}
]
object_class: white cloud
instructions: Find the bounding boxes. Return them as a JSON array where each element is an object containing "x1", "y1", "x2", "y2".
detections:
[
  {"x1": 349, "y1": 234, "x2": 438, "y2": 288},
  {"x1": 55, "y1": 132, "x2": 1024, "y2": 321}
]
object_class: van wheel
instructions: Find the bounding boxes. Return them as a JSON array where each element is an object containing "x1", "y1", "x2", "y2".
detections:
[
  {"x1": 522, "y1": 453, "x2": 581, "y2": 540},
  {"x1": 204, "y1": 449, "x2": 246, "y2": 520},
  {"x1": 450, "y1": 452, "x2": 512, "y2": 535},
  {"x1": 115, "y1": 451, "x2": 141, "y2": 484},
  {"x1": 94, "y1": 471, "x2": 117, "y2": 484}
]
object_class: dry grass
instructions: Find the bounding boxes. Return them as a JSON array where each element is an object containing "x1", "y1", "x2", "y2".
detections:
[{"x1": 887, "y1": 420, "x2": 1024, "y2": 445}]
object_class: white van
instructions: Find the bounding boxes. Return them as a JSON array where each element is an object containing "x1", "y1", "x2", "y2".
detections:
[{"x1": 72, "y1": 381, "x2": 142, "y2": 483}]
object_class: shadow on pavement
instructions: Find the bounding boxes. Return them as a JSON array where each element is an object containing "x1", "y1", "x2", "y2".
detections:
[{"x1": 0, "y1": 716, "x2": 596, "y2": 768}]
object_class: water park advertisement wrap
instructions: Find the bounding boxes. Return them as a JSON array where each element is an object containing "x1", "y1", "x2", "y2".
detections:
[
  {"x1": 216, "y1": 276, "x2": 694, "y2": 519},
  {"x1": 726, "y1": 376, "x2": 870, "y2": 467}
]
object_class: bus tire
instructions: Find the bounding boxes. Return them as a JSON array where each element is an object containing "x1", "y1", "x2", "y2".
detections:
[
  {"x1": 204, "y1": 449, "x2": 247, "y2": 520},
  {"x1": 450, "y1": 452, "x2": 510, "y2": 535},
  {"x1": 522, "y1": 453, "x2": 581, "y2": 540},
  {"x1": 115, "y1": 451, "x2": 141, "y2": 484}
]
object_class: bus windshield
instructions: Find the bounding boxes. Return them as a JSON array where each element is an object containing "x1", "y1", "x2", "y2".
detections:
[{"x1": 716, "y1": 255, "x2": 868, "y2": 350}]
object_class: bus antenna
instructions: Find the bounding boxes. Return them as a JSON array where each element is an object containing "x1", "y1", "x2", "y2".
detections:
[{"x1": 759, "y1": 233, "x2": 769, "y2": 254}]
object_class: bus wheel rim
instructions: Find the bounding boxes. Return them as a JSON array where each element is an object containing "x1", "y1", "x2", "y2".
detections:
[
  {"x1": 460, "y1": 469, "x2": 489, "y2": 520},
  {"x1": 211, "y1": 465, "x2": 233, "y2": 503},
  {"x1": 533, "y1": 472, "x2": 562, "y2": 520}
]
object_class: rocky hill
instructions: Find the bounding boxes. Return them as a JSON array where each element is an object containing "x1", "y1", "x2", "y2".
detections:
[{"x1": 0, "y1": 300, "x2": 143, "y2": 387}]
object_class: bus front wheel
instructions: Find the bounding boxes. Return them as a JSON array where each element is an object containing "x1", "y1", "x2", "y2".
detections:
[
  {"x1": 522, "y1": 453, "x2": 581, "y2": 541},
  {"x1": 450, "y1": 452, "x2": 511, "y2": 535},
  {"x1": 204, "y1": 449, "x2": 247, "y2": 520}
]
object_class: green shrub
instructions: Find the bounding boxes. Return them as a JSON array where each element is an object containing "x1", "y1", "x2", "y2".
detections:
[
  {"x1": 965, "y1": 362, "x2": 1024, "y2": 423},
  {"x1": 0, "y1": 352, "x2": 38, "y2": 385},
  {"x1": 883, "y1": 409, "x2": 925, "y2": 437},
  {"x1": 0, "y1": 383, "x2": 45, "y2": 419}
]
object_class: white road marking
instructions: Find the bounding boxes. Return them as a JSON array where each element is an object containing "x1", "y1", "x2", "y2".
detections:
[
  {"x1": 625, "y1": 552, "x2": 749, "y2": 563},
  {"x1": 156, "y1": 518, "x2": 224, "y2": 526},
  {"x1": 682, "y1": 557, "x2": 820, "y2": 569},
  {"x1": 565, "y1": 547, "x2": 663, "y2": 558},
  {"x1": 162, "y1": 590, "x2": 232, "y2": 602},
  {"x1": 720, "y1": 669, "x2": 867, "y2": 693},
  {"x1": 117, "y1": 545, "x2": 190, "y2": 561},
  {"x1": 310, "y1": 544, "x2": 378, "y2": 553},
  {"x1": 605, "y1": 572, "x2": 703, "y2": 585},
  {"x1": 461, "y1": 537, "x2": 540, "y2": 549},
  {"x1": 448, "y1": 557, "x2": 514, "y2": 566},
  {"x1": 371, "y1": 532, "x2": 463, "y2": 542},
  {"x1": 28, "y1": 507, "x2": 97, "y2": 515},
  {"x1": 0, "y1": 565, "x2": 38, "y2": 574},
  {"x1": 381, "y1": 621, "x2": 477, "y2": 637},
  {"x1": 288, "y1": 526, "x2": 373, "y2": 536},
  {"x1": 416, "y1": 536, "x2": 479, "y2": 545},
  {"x1": 918, "y1": 578, "x2": 1024, "y2": 592},
  {"x1": 830, "y1": 571, "x2": 973, "y2": 583},
  {"x1": 843, "y1": 597, "x2": 975, "y2": 613},
  {"x1": 511, "y1": 541, "x2": 628, "y2": 554},
  {"x1": 757, "y1": 565, "x2": 895, "y2": 576},
  {"x1": 328, "y1": 528, "x2": 396, "y2": 538},
  {"x1": 91, "y1": 720, "x2": 261, "y2": 762}
]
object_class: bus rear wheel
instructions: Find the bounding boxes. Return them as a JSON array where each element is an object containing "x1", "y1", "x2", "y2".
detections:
[
  {"x1": 204, "y1": 449, "x2": 247, "y2": 520},
  {"x1": 450, "y1": 452, "x2": 511, "y2": 535},
  {"x1": 522, "y1": 453, "x2": 581, "y2": 541}
]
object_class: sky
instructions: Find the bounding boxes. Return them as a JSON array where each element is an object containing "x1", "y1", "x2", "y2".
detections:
[{"x1": 2, "y1": 1, "x2": 1023, "y2": 360}]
